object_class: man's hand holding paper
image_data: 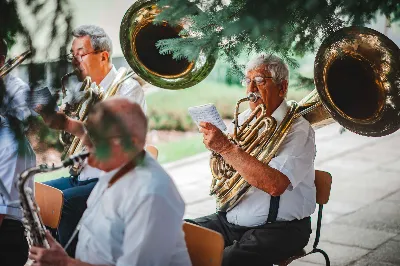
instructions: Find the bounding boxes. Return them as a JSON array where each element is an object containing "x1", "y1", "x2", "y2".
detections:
[{"x1": 188, "y1": 103, "x2": 227, "y2": 132}]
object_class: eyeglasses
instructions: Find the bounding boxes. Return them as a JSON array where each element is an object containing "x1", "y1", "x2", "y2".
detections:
[
  {"x1": 241, "y1": 76, "x2": 273, "y2": 87},
  {"x1": 66, "y1": 50, "x2": 102, "y2": 62}
]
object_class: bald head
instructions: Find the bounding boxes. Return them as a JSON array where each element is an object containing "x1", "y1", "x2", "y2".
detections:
[{"x1": 87, "y1": 97, "x2": 147, "y2": 150}]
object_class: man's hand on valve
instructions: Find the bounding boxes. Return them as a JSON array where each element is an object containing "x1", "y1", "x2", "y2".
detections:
[{"x1": 199, "y1": 122, "x2": 235, "y2": 155}]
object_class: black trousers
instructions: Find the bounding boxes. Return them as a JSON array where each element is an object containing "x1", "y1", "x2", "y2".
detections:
[
  {"x1": 0, "y1": 219, "x2": 29, "y2": 266},
  {"x1": 186, "y1": 212, "x2": 311, "y2": 266}
]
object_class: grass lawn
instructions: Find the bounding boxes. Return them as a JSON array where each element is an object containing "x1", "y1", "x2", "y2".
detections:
[
  {"x1": 157, "y1": 134, "x2": 207, "y2": 164},
  {"x1": 35, "y1": 168, "x2": 69, "y2": 183}
]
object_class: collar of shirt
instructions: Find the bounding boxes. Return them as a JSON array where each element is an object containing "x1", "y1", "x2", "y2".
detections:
[
  {"x1": 99, "y1": 65, "x2": 118, "y2": 89},
  {"x1": 270, "y1": 100, "x2": 289, "y2": 126}
]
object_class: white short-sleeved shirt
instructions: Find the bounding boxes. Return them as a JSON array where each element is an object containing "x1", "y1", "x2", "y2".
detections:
[
  {"x1": 64, "y1": 66, "x2": 147, "y2": 181},
  {"x1": 0, "y1": 74, "x2": 36, "y2": 221},
  {"x1": 75, "y1": 152, "x2": 192, "y2": 266},
  {"x1": 226, "y1": 101, "x2": 317, "y2": 227}
]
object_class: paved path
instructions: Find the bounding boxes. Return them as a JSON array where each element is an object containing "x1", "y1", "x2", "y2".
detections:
[{"x1": 163, "y1": 123, "x2": 400, "y2": 266}]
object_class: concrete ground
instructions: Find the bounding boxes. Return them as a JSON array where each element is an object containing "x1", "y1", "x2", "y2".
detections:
[{"x1": 163, "y1": 122, "x2": 400, "y2": 266}]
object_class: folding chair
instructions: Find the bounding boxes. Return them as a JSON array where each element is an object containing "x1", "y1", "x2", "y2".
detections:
[
  {"x1": 279, "y1": 170, "x2": 332, "y2": 266},
  {"x1": 34, "y1": 182, "x2": 63, "y2": 229},
  {"x1": 146, "y1": 145, "x2": 159, "y2": 160},
  {"x1": 183, "y1": 222, "x2": 225, "y2": 266}
]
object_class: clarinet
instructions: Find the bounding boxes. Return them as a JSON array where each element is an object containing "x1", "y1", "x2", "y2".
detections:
[{"x1": 17, "y1": 152, "x2": 90, "y2": 248}]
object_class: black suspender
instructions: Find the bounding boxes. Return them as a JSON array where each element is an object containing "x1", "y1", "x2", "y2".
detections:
[{"x1": 267, "y1": 196, "x2": 280, "y2": 223}]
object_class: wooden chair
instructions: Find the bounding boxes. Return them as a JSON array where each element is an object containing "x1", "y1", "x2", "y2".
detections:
[
  {"x1": 146, "y1": 145, "x2": 159, "y2": 160},
  {"x1": 34, "y1": 182, "x2": 63, "y2": 229},
  {"x1": 183, "y1": 222, "x2": 225, "y2": 266},
  {"x1": 278, "y1": 170, "x2": 332, "y2": 266}
]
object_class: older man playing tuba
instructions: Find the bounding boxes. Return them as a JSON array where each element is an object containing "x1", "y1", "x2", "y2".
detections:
[{"x1": 186, "y1": 54, "x2": 317, "y2": 266}]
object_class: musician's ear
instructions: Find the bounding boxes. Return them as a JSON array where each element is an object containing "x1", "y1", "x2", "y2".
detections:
[
  {"x1": 101, "y1": 51, "x2": 110, "y2": 62},
  {"x1": 279, "y1": 80, "x2": 288, "y2": 98}
]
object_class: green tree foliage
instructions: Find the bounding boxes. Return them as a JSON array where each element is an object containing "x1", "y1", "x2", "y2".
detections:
[{"x1": 155, "y1": 0, "x2": 399, "y2": 73}]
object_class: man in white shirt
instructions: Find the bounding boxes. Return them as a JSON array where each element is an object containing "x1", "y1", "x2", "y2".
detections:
[
  {"x1": 186, "y1": 54, "x2": 316, "y2": 266},
  {"x1": 30, "y1": 97, "x2": 191, "y2": 266},
  {"x1": 0, "y1": 38, "x2": 36, "y2": 266},
  {"x1": 39, "y1": 25, "x2": 147, "y2": 256}
]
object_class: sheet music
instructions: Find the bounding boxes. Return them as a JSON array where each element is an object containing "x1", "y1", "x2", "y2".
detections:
[
  {"x1": 26, "y1": 87, "x2": 54, "y2": 109},
  {"x1": 188, "y1": 103, "x2": 227, "y2": 132},
  {"x1": 26, "y1": 87, "x2": 57, "y2": 116}
]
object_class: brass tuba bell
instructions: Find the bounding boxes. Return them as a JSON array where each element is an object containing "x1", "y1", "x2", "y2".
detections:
[
  {"x1": 211, "y1": 26, "x2": 400, "y2": 212},
  {"x1": 119, "y1": 0, "x2": 217, "y2": 89}
]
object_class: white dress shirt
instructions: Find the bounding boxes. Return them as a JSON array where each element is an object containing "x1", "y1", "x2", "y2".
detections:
[
  {"x1": 0, "y1": 74, "x2": 36, "y2": 221},
  {"x1": 226, "y1": 100, "x2": 317, "y2": 227},
  {"x1": 63, "y1": 65, "x2": 147, "y2": 181},
  {"x1": 75, "y1": 152, "x2": 192, "y2": 266}
]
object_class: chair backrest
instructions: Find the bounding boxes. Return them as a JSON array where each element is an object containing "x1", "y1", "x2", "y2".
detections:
[
  {"x1": 183, "y1": 222, "x2": 224, "y2": 266},
  {"x1": 34, "y1": 182, "x2": 63, "y2": 229},
  {"x1": 146, "y1": 145, "x2": 159, "y2": 160},
  {"x1": 314, "y1": 170, "x2": 332, "y2": 205}
]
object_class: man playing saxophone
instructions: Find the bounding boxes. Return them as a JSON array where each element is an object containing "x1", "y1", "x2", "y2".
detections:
[
  {"x1": 187, "y1": 54, "x2": 317, "y2": 266},
  {"x1": 37, "y1": 25, "x2": 147, "y2": 256},
  {"x1": 0, "y1": 38, "x2": 36, "y2": 266},
  {"x1": 30, "y1": 97, "x2": 191, "y2": 266}
]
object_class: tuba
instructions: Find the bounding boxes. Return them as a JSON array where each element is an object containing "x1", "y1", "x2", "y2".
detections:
[
  {"x1": 210, "y1": 26, "x2": 400, "y2": 212},
  {"x1": 120, "y1": 0, "x2": 217, "y2": 89},
  {"x1": 18, "y1": 152, "x2": 89, "y2": 249}
]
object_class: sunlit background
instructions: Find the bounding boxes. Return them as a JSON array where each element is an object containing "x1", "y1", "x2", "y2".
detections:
[{"x1": 7, "y1": 0, "x2": 400, "y2": 175}]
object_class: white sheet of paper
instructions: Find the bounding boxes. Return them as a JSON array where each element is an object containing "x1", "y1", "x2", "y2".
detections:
[{"x1": 188, "y1": 103, "x2": 227, "y2": 132}]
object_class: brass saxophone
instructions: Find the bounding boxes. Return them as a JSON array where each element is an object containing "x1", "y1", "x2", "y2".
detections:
[{"x1": 17, "y1": 152, "x2": 90, "y2": 248}]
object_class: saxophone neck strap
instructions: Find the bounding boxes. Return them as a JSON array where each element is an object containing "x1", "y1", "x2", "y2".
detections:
[{"x1": 107, "y1": 150, "x2": 145, "y2": 188}]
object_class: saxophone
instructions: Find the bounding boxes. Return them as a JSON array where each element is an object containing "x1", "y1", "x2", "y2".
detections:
[{"x1": 17, "y1": 152, "x2": 90, "y2": 248}]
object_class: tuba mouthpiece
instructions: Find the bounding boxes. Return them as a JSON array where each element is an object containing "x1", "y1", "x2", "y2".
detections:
[{"x1": 247, "y1": 92, "x2": 261, "y2": 103}]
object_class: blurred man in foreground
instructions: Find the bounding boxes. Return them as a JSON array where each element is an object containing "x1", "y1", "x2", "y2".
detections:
[{"x1": 30, "y1": 97, "x2": 191, "y2": 266}]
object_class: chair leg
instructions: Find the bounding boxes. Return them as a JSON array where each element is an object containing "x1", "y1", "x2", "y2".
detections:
[{"x1": 312, "y1": 248, "x2": 330, "y2": 266}]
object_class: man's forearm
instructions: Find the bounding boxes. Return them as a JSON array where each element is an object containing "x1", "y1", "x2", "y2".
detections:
[
  {"x1": 45, "y1": 111, "x2": 85, "y2": 139},
  {"x1": 64, "y1": 117, "x2": 86, "y2": 139},
  {"x1": 220, "y1": 145, "x2": 290, "y2": 196}
]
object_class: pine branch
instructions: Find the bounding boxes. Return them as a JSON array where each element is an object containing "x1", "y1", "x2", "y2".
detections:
[{"x1": 154, "y1": 0, "x2": 399, "y2": 72}]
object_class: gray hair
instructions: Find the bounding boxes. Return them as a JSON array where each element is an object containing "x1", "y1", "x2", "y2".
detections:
[
  {"x1": 245, "y1": 54, "x2": 289, "y2": 85},
  {"x1": 72, "y1": 25, "x2": 113, "y2": 60}
]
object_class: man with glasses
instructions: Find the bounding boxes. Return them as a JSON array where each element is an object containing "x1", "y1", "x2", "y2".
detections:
[
  {"x1": 186, "y1": 54, "x2": 316, "y2": 266},
  {"x1": 30, "y1": 97, "x2": 191, "y2": 266},
  {"x1": 38, "y1": 25, "x2": 147, "y2": 257}
]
